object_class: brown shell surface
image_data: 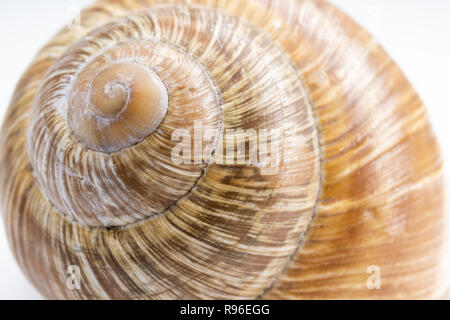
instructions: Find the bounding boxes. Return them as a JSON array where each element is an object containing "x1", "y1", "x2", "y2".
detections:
[{"x1": 0, "y1": 0, "x2": 447, "y2": 299}]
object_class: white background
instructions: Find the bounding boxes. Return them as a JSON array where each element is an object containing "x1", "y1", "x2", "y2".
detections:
[{"x1": 0, "y1": 0, "x2": 449, "y2": 299}]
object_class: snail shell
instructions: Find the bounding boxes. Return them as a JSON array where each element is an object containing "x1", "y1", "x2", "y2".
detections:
[{"x1": 0, "y1": 0, "x2": 447, "y2": 299}]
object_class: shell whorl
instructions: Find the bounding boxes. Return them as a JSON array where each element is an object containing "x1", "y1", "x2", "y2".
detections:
[
  {"x1": 0, "y1": 0, "x2": 447, "y2": 300},
  {"x1": 26, "y1": 6, "x2": 318, "y2": 229},
  {"x1": 70, "y1": 59, "x2": 169, "y2": 153}
]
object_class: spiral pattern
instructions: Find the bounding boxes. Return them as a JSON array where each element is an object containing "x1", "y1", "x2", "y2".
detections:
[
  {"x1": 0, "y1": 0, "x2": 447, "y2": 299},
  {"x1": 70, "y1": 59, "x2": 169, "y2": 153},
  {"x1": 27, "y1": 6, "x2": 318, "y2": 229}
]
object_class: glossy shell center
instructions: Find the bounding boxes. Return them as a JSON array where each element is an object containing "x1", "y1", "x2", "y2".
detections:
[{"x1": 68, "y1": 60, "x2": 168, "y2": 153}]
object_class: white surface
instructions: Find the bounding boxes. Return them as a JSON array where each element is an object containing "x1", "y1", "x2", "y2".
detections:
[{"x1": 0, "y1": 0, "x2": 449, "y2": 299}]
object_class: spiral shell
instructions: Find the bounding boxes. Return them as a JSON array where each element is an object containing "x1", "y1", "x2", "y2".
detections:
[{"x1": 0, "y1": 0, "x2": 447, "y2": 299}]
